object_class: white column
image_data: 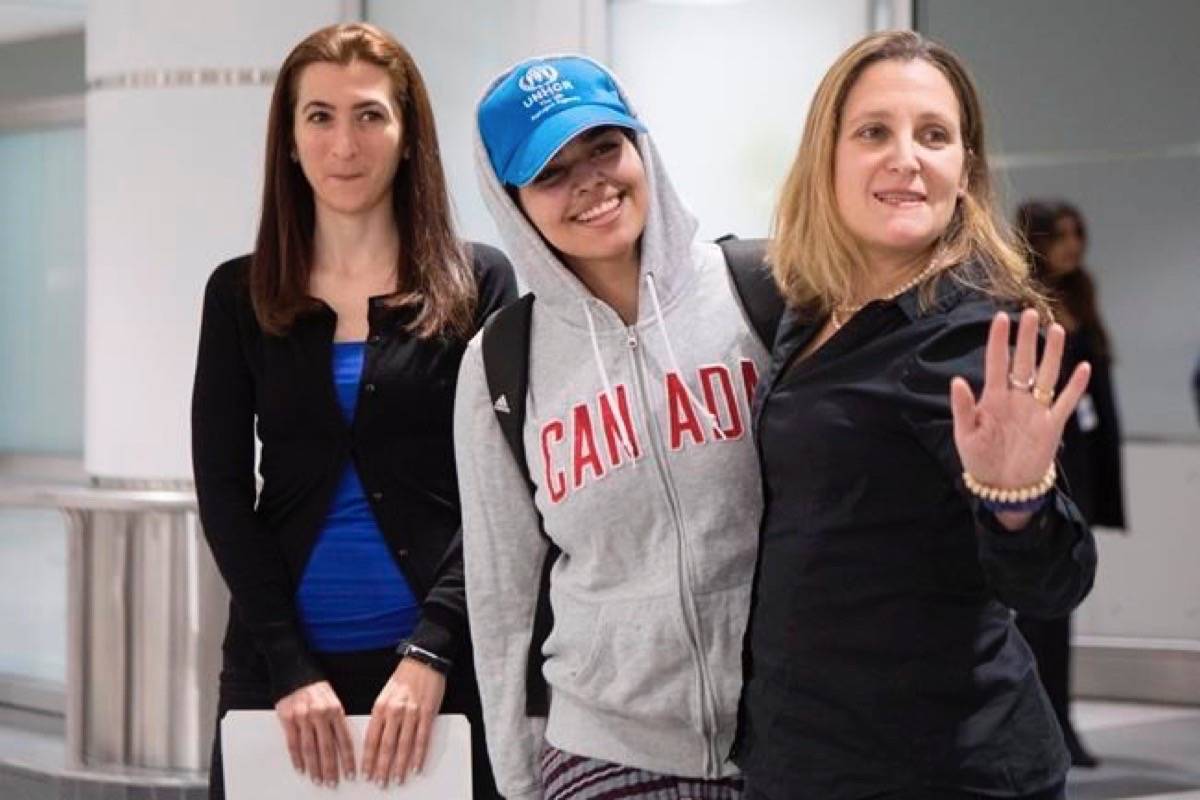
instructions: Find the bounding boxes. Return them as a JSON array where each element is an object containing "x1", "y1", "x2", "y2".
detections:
[{"x1": 85, "y1": 0, "x2": 350, "y2": 480}]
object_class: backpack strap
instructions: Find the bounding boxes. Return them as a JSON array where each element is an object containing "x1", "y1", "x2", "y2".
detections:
[
  {"x1": 482, "y1": 294, "x2": 535, "y2": 488},
  {"x1": 480, "y1": 293, "x2": 558, "y2": 718},
  {"x1": 716, "y1": 235, "x2": 785, "y2": 350}
]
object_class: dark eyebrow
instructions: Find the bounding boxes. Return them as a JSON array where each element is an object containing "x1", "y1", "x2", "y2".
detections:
[{"x1": 300, "y1": 100, "x2": 388, "y2": 113}]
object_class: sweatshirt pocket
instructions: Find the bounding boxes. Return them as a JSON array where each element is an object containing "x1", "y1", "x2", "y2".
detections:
[{"x1": 547, "y1": 595, "x2": 697, "y2": 726}]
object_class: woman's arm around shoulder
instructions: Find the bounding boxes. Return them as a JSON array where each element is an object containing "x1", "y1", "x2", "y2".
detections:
[{"x1": 455, "y1": 336, "x2": 547, "y2": 800}]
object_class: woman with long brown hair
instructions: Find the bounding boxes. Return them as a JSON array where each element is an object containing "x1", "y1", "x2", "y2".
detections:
[
  {"x1": 1015, "y1": 199, "x2": 1126, "y2": 768},
  {"x1": 191, "y1": 23, "x2": 514, "y2": 798},
  {"x1": 735, "y1": 32, "x2": 1097, "y2": 799}
]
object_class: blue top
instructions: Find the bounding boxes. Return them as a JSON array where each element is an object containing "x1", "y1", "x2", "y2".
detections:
[{"x1": 295, "y1": 341, "x2": 420, "y2": 653}]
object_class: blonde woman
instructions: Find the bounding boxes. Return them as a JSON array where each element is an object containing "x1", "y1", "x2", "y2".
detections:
[{"x1": 735, "y1": 32, "x2": 1096, "y2": 800}]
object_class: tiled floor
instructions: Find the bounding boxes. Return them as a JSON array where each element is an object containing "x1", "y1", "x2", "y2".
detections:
[{"x1": 1068, "y1": 701, "x2": 1200, "y2": 799}]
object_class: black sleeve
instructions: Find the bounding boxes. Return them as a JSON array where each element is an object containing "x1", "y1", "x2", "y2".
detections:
[
  {"x1": 901, "y1": 301, "x2": 1098, "y2": 620},
  {"x1": 406, "y1": 244, "x2": 519, "y2": 662},
  {"x1": 1087, "y1": 354, "x2": 1127, "y2": 529},
  {"x1": 191, "y1": 261, "x2": 324, "y2": 700}
]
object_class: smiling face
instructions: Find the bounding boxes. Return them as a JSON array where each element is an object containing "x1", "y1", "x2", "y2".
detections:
[
  {"x1": 834, "y1": 58, "x2": 968, "y2": 272},
  {"x1": 292, "y1": 59, "x2": 403, "y2": 219},
  {"x1": 515, "y1": 126, "x2": 649, "y2": 275}
]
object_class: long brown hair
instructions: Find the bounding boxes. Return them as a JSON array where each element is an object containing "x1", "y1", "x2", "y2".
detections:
[
  {"x1": 770, "y1": 30, "x2": 1047, "y2": 317},
  {"x1": 252, "y1": 23, "x2": 475, "y2": 338},
  {"x1": 1017, "y1": 200, "x2": 1112, "y2": 358}
]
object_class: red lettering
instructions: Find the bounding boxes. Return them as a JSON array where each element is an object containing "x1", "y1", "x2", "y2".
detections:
[
  {"x1": 598, "y1": 385, "x2": 641, "y2": 466},
  {"x1": 571, "y1": 403, "x2": 605, "y2": 488},
  {"x1": 666, "y1": 372, "x2": 706, "y2": 450},
  {"x1": 540, "y1": 420, "x2": 567, "y2": 504},
  {"x1": 740, "y1": 358, "x2": 761, "y2": 408},
  {"x1": 698, "y1": 364, "x2": 743, "y2": 439}
]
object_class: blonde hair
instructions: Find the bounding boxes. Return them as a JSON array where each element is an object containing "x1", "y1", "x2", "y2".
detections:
[{"x1": 769, "y1": 30, "x2": 1047, "y2": 316}]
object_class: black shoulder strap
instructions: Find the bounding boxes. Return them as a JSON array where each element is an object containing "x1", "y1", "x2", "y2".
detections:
[
  {"x1": 481, "y1": 294, "x2": 535, "y2": 486},
  {"x1": 480, "y1": 293, "x2": 557, "y2": 718},
  {"x1": 716, "y1": 235, "x2": 785, "y2": 350}
]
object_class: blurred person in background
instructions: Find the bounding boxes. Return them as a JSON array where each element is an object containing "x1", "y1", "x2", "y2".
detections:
[
  {"x1": 191, "y1": 23, "x2": 514, "y2": 798},
  {"x1": 1016, "y1": 199, "x2": 1127, "y2": 768}
]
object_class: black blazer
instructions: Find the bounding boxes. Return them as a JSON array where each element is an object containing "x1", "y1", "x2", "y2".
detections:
[{"x1": 191, "y1": 245, "x2": 517, "y2": 701}]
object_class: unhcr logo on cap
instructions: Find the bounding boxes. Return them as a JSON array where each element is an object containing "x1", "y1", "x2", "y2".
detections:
[
  {"x1": 518, "y1": 63, "x2": 577, "y2": 115},
  {"x1": 518, "y1": 64, "x2": 559, "y2": 92}
]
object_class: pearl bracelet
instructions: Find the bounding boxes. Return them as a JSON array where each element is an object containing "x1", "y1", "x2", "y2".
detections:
[{"x1": 962, "y1": 462, "x2": 1057, "y2": 506}]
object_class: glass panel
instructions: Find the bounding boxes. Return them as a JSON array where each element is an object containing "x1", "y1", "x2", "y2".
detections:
[
  {"x1": 0, "y1": 126, "x2": 85, "y2": 454},
  {"x1": 0, "y1": 508, "x2": 67, "y2": 684}
]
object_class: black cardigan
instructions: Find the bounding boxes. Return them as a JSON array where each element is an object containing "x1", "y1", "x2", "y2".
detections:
[
  {"x1": 191, "y1": 245, "x2": 516, "y2": 701},
  {"x1": 734, "y1": 270, "x2": 1097, "y2": 799}
]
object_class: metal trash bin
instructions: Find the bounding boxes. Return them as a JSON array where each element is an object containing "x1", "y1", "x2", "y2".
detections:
[{"x1": 1, "y1": 480, "x2": 227, "y2": 790}]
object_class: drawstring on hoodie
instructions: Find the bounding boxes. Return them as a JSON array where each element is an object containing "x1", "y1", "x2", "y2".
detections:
[
  {"x1": 582, "y1": 299, "x2": 640, "y2": 465},
  {"x1": 644, "y1": 273, "x2": 728, "y2": 441}
]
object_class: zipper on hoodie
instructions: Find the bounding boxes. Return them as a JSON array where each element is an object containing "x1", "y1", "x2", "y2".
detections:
[{"x1": 625, "y1": 326, "x2": 723, "y2": 777}]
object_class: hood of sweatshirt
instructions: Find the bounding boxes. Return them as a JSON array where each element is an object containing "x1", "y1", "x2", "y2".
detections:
[{"x1": 473, "y1": 54, "x2": 700, "y2": 332}]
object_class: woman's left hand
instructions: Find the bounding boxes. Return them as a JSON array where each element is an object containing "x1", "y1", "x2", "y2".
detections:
[
  {"x1": 360, "y1": 656, "x2": 447, "y2": 787},
  {"x1": 950, "y1": 309, "x2": 1091, "y2": 530}
]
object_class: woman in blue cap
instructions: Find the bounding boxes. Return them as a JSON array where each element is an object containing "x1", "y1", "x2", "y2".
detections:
[{"x1": 457, "y1": 55, "x2": 769, "y2": 799}]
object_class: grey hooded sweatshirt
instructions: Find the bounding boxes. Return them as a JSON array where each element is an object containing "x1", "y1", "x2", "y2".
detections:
[{"x1": 457, "y1": 57, "x2": 766, "y2": 799}]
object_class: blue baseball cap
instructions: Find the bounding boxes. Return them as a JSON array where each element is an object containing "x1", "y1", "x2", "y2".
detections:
[{"x1": 479, "y1": 56, "x2": 646, "y2": 187}]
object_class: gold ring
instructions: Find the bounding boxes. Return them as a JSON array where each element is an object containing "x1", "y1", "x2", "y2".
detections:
[
  {"x1": 1007, "y1": 372, "x2": 1037, "y2": 392},
  {"x1": 1032, "y1": 385, "x2": 1055, "y2": 407}
]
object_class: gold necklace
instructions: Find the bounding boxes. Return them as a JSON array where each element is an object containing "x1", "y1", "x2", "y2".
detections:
[{"x1": 830, "y1": 260, "x2": 941, "y2": 331}]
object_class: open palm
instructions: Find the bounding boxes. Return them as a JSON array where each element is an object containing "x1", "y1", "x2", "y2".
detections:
[{"x1": 950, "y1": 309, "x2": 1091, "y2": 489}]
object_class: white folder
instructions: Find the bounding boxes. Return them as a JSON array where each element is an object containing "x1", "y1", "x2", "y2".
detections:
[{"x1": 220, "y1": 710, "x2": 472, "y2": 798}]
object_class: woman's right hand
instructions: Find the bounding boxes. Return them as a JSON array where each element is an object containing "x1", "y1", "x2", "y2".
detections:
[{"x1": 274, "y1": 680, "x2": 356, "y2": 787}]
